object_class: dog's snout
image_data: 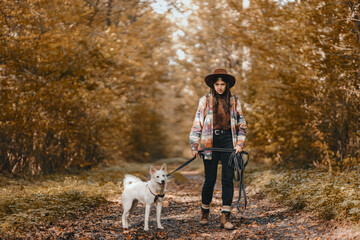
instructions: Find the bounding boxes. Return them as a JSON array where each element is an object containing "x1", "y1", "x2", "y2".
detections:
[{"x1": 161, "y1": 180, "x2": 165, "y2": 184}]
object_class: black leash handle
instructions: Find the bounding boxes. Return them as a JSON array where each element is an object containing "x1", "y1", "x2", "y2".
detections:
[{"x1": 229, "y1": 151, "x2": 249, "y2": 211}]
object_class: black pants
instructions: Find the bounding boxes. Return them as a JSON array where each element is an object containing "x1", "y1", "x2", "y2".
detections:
[{"x1": 201, "y1": 130, "x2": 234, "y2": 207}]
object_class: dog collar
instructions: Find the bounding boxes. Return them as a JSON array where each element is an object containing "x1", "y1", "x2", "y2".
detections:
[{"x1": 146, "y1": 184, "x2": 165, "y2": 203}]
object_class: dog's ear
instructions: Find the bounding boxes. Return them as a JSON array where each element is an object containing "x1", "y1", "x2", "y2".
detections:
[
  {"x1": 160, "y1": 163, "x2": 167, "y2": 172},
  {"x1": 150, "y1": 166, "x2": 157, "y2": 176}
]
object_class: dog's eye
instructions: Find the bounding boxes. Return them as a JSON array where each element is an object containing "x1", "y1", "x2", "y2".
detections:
[{"x1": 156, "y1": 176, "x2": 159, "y2": 178}]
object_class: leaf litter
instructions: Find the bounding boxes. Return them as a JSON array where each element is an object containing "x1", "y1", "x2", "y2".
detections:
[{"x1": 0, "y1": 161, "x2": 359, "y2": 239}]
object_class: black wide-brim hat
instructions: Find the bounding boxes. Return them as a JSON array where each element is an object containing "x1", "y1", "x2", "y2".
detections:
[{"x1": 205, "y1": 68, "x2": 236, "y2": 88}]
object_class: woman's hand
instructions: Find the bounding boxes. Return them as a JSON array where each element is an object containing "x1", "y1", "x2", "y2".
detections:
[
  {"x1": 235, "y1": 145, "x2": 243, "y2": 154},
  {"x1": 192, "y1": 150, "x2": 198, "y2": 157}
]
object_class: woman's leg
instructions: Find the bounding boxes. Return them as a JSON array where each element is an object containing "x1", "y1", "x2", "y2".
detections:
[
  {"x1": 201, "y1": 133, "x2": 222, "y2": 205},
  {"x1": 220, "y1": 133, "x2": 234, "y2": 207},
  {"x1": 219, "y1": 133, "x2": 235, "y2": 229},
  {"x1": 221, "y1": 151, "x2": 234, "y2": 207},
  {"x1": 201, "y1": 156, "x2": 219, "y2": 205}
]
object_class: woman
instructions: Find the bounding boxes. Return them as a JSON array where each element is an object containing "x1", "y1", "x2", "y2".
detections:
[{"x1": 189, "y1": 68, "x2": 247, "y2": 230}]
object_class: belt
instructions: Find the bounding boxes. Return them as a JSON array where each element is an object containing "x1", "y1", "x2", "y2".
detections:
[{"x1": 213, "y1": 129, "x2": 231, "y2": 135}]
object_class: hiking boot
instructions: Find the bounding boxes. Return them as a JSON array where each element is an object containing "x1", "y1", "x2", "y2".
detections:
[
  {"x1": 199, "y1": 207, "x2": 209, "y2": 225},
  {"x1": 220, "y1": 211, "x2": 234, "y2": 230}
]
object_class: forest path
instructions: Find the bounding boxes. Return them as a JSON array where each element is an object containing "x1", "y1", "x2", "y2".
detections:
[{"x1": 37, "y1": 170, "x2": 350, "y2": 239}]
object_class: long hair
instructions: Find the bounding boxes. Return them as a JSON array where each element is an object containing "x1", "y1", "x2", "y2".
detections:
[{"x1": 210, "y1": 80, "x2": 231, "y2": 114}]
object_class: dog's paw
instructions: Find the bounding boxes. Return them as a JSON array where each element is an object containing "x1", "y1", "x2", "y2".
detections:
[
  {"x1": 157, "y1": 225, "x2": 164, "y2": 229},
  {"x1": 144, "y1": 227, "x2": 149, "y2": 231}
]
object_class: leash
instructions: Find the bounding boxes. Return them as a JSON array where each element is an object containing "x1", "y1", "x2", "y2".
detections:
[
  {"x1": 166, "y1": 147, "x2": 241, "y2": 176},
  {"x1": 166, "y1": 155, "x2": 197, "y2": 177},
  {"x1": 167, "y1": 147, "x2": 249, "y2": 211},
  {"x1": 228, "y1": 151, "x2": 249, "y2": 211}
]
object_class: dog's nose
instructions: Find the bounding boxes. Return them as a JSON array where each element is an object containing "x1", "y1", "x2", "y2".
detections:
[{"x1": 161, "y1": 180, "x2": 165, "y2": 184}]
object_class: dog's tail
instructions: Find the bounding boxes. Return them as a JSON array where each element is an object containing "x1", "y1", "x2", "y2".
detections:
[{"x1": 123, "y1": 174, "x2": 142, "y2": 189}]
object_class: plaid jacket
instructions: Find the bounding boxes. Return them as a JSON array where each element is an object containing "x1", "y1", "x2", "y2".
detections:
[{"x1": 189, "y1": 93, "x2": 247, "y2": 160}]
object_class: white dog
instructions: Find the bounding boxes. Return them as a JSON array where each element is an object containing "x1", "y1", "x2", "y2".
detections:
[{"x1": 122, "y1": 163, "x2": 167, "y2": 231}]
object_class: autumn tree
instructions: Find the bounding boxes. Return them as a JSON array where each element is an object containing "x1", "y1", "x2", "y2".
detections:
[
  {"x1": 0, "y1": 0, "x2": 175, "y2": 174},
  {"x1": 178, "y1": 0, "x2": 360, "y2": 170}
]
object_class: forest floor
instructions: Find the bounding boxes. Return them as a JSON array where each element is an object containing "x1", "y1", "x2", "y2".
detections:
[
  {"x1": 1, "y1": 160, "x2": 359, "y2": 239},
  {"x1": 27, "y1": 170, "x2": 359, "y2": 239}
]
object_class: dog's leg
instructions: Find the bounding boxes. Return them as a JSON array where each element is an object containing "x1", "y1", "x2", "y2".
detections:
[
  {"x1": 122, "y1": 199, "x2": 132, "y2": 228},
  {"x1": 129, "y1": 199, "x2": 138, "y2": 214},
  {"x1": 156, "y1": 201, "x2": 164, "y2": 229},
  {"x1": 144, "y1": 204, "x2": 151, "y2": 231},
  {"x1": 122, "y1": 211, "x2": 128, "y2": 228}
]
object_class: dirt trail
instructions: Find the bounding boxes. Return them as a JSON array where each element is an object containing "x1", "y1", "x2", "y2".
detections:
[{"x1": 36, "y1": 171, "x2": 356, "y2": 239}]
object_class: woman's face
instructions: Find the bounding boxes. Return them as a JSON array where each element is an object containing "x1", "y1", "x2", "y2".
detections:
[{"x1": 214, "y1": 78, "x2": 226, "y2": 95}]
